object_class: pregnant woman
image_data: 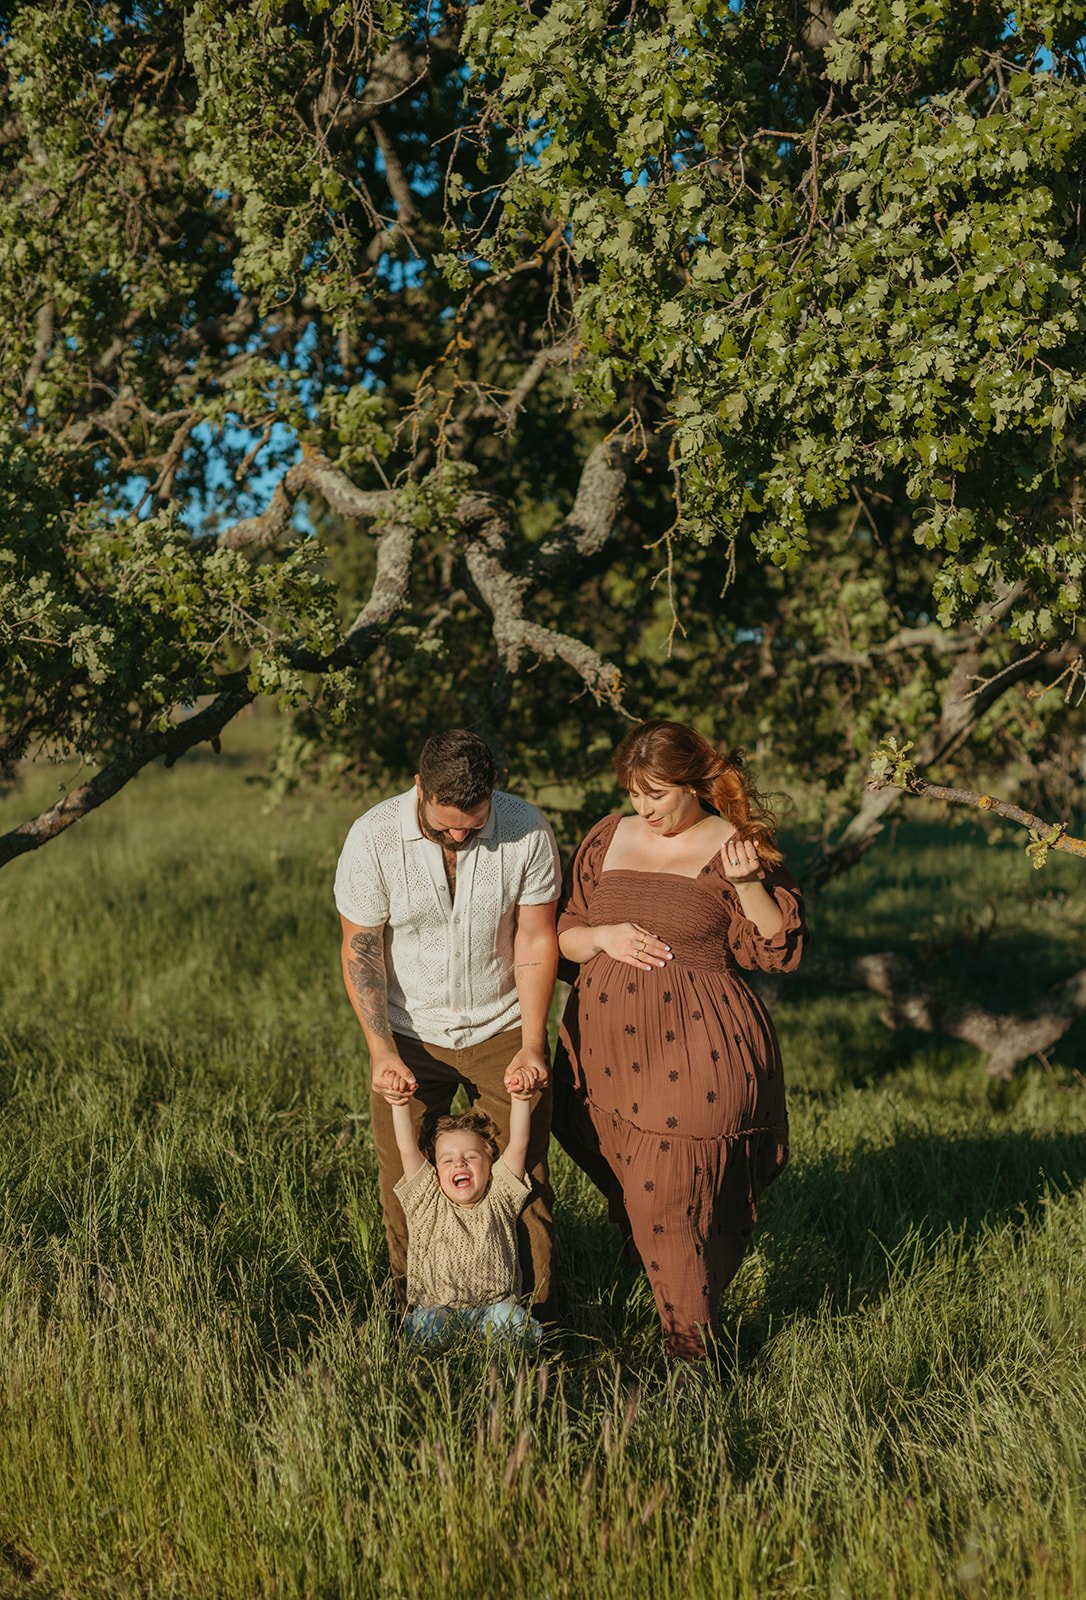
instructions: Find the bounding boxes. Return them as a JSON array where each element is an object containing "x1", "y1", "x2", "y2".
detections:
[{"x1": 554, "y1": 719, "x2": 807, "y2": 1360}]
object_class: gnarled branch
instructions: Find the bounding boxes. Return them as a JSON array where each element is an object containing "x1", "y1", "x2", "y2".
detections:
[
  {"x1": 533, "y1": 434, "x2": 643, "y2": 579},
  {"x1": 457, "y1": 447, "x2": 634, "y2": 709},
  {"x1": 807, "y1": 636, "x2": 1082, "y2": 894},
  {"x1": 0, "y1": 681, "x2": 254, "y2": 870},
  {"x1": 1, "y1": 468, "x2": 414, "y2": 870},
  {"x1": 217, "y1": 448, "x2": 395, "y2": 551},
  {"x1": 764, "y1": 949, "x2": 1086, "y2": 1081},
  {"x1": 2, "y1": 416, "x2": 639, "y2": 870}
]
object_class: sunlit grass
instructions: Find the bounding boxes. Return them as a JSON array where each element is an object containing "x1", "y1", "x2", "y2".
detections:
[{"x1": 0, "y1": 725, "x2": 1083, "y2": 1597}]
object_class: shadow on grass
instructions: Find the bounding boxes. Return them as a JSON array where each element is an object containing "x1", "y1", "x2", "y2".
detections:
[
  {"x1": 729, "y1": 1125, "x2": 1086, "y2": 1355},
  {"x1": 789, "y1": 816, "x2": 1086, "y2": 1009},
  {"x1": 783, "y1": 927, "x2": 1086, "y2": 1021},
  {"x1": 550, "y1": 1124, "x2": 1086, "y2": 1372}
]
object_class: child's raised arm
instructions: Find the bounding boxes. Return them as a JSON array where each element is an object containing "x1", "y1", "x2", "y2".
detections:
[
  {"x1": 390, "y1": 1100, "x2": 425, "y2": 1181},
  {"x1": 502, "y1": 1063, "x2": 544, "y2": 1181},
  {"x1": 377, "y1": 1064, "x2": 426, "y2": 1182}
]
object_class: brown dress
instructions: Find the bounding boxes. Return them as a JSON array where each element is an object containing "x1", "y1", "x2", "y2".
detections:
[{"x1": 553, "y1": 814, "x2": 808, "y2": 1359}]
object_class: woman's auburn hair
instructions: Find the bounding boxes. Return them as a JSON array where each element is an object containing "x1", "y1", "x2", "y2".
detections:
[{"x1": 612, "y1": 719, "x2": 783, "y2": 868}]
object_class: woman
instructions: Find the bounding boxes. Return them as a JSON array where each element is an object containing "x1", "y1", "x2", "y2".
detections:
[{"x1": 553, "y1": 720, "x2": 807, "y2": 1360}]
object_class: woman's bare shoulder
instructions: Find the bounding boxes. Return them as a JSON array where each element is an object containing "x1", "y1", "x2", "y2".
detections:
[{"x1": 699, "y1": 815, "x2": 737, "y2": 847}]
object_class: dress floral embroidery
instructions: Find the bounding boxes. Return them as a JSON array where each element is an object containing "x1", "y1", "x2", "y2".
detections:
[{"x1": 553, "y1": 813, "x2": 808, "y2": 1359}]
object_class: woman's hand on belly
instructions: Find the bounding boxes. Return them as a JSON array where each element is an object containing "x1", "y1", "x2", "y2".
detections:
[{"x1": 596, "y1": 922, "x2": 673, "y2": 971}]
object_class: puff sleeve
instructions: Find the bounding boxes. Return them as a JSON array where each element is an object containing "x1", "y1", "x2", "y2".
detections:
[
  {"x1": 724, "y1": 864, "x2": 808, "y2": 974},
  {"x1": 556, "y1": 815, "x2": 617, "y2": 935}
]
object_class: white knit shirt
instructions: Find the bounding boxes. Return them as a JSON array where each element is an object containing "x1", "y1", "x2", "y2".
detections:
[
  {"x1": 394, "y1": 1158, "x2": 529, "y2": 1310},
  {"x1": 334, "y1": 787, "x2": 560, "y2": 1048}
]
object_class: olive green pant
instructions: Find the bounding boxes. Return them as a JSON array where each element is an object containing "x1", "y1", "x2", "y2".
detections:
[{"x1": 370, "y1": 1027, "x2": 555, "y2": 1319}]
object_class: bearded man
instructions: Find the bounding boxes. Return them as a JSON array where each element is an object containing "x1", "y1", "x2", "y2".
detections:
[{"x1": 335, "y1": 728, "x2": 560, "y2": 1316}]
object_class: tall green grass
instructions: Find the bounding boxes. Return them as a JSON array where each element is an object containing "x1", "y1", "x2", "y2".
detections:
[{"x1": 0, "y1": 728, "x2": 1083, "y2": 1598}]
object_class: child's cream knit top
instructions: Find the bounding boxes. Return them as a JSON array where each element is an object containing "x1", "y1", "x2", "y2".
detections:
[{"x1": 394, "y1": 1158, "x2": 530, "y2": 1310}]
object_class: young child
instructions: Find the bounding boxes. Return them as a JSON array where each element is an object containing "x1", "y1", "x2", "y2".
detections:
[{"x1": 378, "y1": 1063, "x2": 545, "y2": 1344}]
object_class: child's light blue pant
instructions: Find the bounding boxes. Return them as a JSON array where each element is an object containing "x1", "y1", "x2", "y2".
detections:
[{"x1": 406, "y1": 1298, "x2": 542, "y2": 1346}]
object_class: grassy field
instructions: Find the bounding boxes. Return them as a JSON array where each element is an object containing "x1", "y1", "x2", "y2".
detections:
[{"x1": 1, "y1": 723, "x2": 1084, "y2": 1599}]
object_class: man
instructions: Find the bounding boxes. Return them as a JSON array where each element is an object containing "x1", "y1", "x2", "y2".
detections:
[{"x1": 334, "y1": 728, "x2": 561, "y2": 1316}]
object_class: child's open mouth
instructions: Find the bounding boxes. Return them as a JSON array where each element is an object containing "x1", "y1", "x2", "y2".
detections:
[{"x1": 452, "y1": 1173, "x2": 471, "y2": 1189}]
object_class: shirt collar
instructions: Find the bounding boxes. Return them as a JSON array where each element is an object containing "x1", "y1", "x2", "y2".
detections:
[
  {"x1": 399, "y1": 785, "x2": 498, "y2": 843},
  {"x1": 399, "y1": 786, "x2": 423, "y2": 840}
]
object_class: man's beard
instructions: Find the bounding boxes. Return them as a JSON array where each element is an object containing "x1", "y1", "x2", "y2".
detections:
[{"x1": 417, "y1": 806, "x2": 481, "y2": 851}]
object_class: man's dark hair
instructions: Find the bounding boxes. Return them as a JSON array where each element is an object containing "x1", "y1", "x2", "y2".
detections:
[{"x1": 417, "y1": 729, "x2": 495, "y2": 809}]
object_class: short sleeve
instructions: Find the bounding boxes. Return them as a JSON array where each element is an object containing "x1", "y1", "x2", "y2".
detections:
[
  {"x1": 489, "y1": 1156, "x2": 532, "y2": 1219},
  {"x1": 334, "y1": 816, "x2": 390, "y2": 926},
  {"x1": 556, "y1": 815, "x2": 619, "y2": 934},
  {"x1": 724, "y1": 864, "x2": 808, "y2": 974},
  {"x1": 517, "y1": 816, "x2": 562, "y2": 906},
  {"x1": 393, "y1": 1161, "x2": 441, "y2": 1223}
]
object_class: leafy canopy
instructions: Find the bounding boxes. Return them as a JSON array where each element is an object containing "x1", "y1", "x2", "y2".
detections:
[{"x1": 1, "y1": 0, "x2": 1083, "y2": 858}]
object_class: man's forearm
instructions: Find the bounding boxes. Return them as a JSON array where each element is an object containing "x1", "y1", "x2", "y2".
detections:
[
  {"x1": 513, "y1": 932, "x2": 558, "y2": 1053},
  {"x1": 342, "y1": 926, "x2": 399, "y2": 1062}
]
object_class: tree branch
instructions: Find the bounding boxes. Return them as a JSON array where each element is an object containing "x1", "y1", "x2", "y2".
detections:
[
  {"x1": 488, "y1": 619, "x2": 625, "y2": 706},
  {"x1": 807, "y1": 637, "x2": 1082, "y2": 893},
  {"x1": 0, "y1": 681, "x2": 254, "y2": 870},
  {"x1": 500, "y1": 334, "x2": 578, "y2": 432},
  {"x1": 764, "y1": 948, "x2": 1086, "y2": 1080},
  {"x1": 805, "y1": 624, "x2": 975, "y2": 670},
  {"x1": 459, "y1": 491, "x2": 626, "y2": 709},
  {"x1": 5, "y1": 429, "x2": 632, "y2": 869},
  {"x1": 532, "y1": 434, "x2": 643, "y2": 580},
  {"x1": 341, "y1": 516, "x2": 417, "y2": 643},
  {"x1": 216, "y1": 471, "x2": 306, "y2": 552},
  {"x1": 1, "y1": 463, "x2": 416, "y2": 871},
  {"x1": 296, "y1": 448, "x2": 397, "y2": 522},
  {"x1": 21, "y1": 297, "x2": 54, "y2": 402},
  {"x1": 866, "y1": 773, "x2": 1086, "y2": 863},
  {"x1": 217, "y1": 447, "x2": 396, "y2": 551},
  {"x1": 371, "y1": 119, "x2": 418, "y2": 225}
]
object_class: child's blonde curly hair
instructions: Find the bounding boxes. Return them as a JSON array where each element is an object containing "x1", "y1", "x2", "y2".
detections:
[{"x1": 420, "y1": 1108, "x2": 500, "y2": 1165}]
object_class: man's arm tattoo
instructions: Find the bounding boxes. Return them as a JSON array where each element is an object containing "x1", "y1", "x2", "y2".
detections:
[{"x1": 348, "y1": 931, "x2": 393, "y2": 1041}]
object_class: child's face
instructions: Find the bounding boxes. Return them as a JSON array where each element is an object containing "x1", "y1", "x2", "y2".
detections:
[{"x1": 434, "y1": 1130, "x2": 493, "y2": 1206}]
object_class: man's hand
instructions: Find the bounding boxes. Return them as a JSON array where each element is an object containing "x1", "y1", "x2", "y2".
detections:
[
  {"x1": 373, "y1": 1058, "x2": 417, "y2": 1106},
  {"x1": 504, "y1": 1045, "x2": 548, "y2": 1097},
  {"x1": 506, "y1": 1061, "x2": 546, "y2": 1100}
]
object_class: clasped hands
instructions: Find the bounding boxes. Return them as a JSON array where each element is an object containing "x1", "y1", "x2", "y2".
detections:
[{"x1": 372, "y1": 1051, "x2": 547, "y2": 1106}]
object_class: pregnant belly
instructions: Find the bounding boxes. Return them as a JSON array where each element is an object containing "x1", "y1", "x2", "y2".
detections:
[{"x1": 570, "y1": 955, "x2": 782, "y2": 1138}]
